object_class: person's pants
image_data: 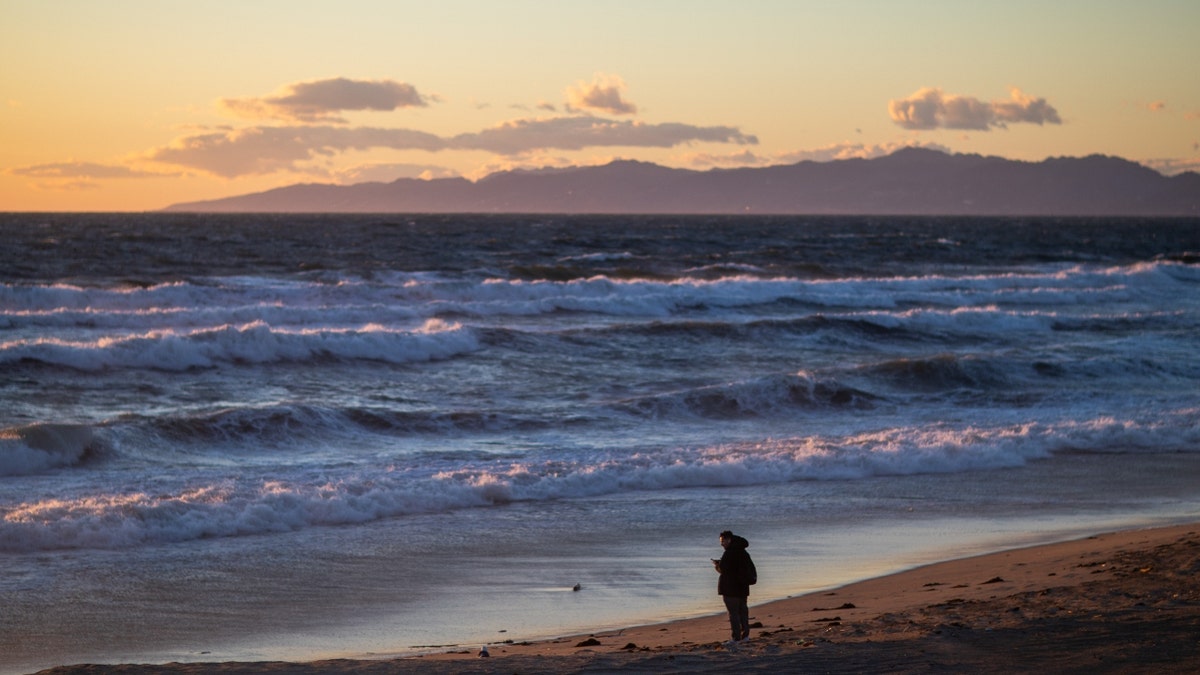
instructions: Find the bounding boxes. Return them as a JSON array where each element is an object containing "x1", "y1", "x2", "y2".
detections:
[{"x1": 722, "y1": 594, "x2": 749, "y2": 640}]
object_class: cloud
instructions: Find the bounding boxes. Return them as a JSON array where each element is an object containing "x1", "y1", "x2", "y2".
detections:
[
  {"x1": 40, "y1": 180, "x2": 104, "y2": 191},
  {"x1": 682, "y1": 141, "x2": 952, "y2": 168},
  {"x1": 8, "y1": 161, "x2": 174, "y2": 179},
  {"x1": 1140, "y1": 156, "x2": 1200, "y2": 176},
  {"x1": 565, "y1": 74, "x2": 638, "y2": 115},
  {"x1": 451, "y1": 116, "x2": 756, "y2": 155},
  {"x1": 775, "y1": 141, "x2": 953, "y2": 163},
  {"x1": 145, "y1": 116, "x2": 757, "y2": 177},
  {"x1": 146, "y1": 126, "x2": 446, "y2": 177},
  {"x1": 683, "y1": 149, "x2": 768, "y2": 168},
  {"x1": 218, "y1": 78, "x2": 429, "y2": 123},
  {"x1": 466, "y1": 154, "x2": 586, "y2": 180},
  {"x1": 6, "y1": 161, "x2": 182, "y2": 191},
  {"x1": 889, "y1": 87, "x2": 1061, "y2": 130},
  {"x1": 333, "y1": 162, "x2": 460, "y2": 184}
]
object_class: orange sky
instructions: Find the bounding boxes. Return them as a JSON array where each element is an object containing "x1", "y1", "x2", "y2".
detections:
[{"x1": 2, "y1": 0, "x2": 1198, "y2": 211}]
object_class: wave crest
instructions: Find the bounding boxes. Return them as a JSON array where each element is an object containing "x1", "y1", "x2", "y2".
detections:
[
  {"x1": 0, "y1": 423, "x2": 99, "y2": 476},
  {"x1": 5, "y1": 410, "x2": 1196, "y2": 552},
  {"x1": 613, "y1": 372, "x2": 876, "y2": 420},
  {"x1": 1, "y1": 319, "x2": 478, "y2": 372}
]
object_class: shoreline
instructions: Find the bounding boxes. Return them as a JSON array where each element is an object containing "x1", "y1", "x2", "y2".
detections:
[{"x1": 33, "y1": 521, "x2": 1200, "y2": 674}]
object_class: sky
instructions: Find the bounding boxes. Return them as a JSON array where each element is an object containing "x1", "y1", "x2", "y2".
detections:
[{"x1": 2, "y1": 0, "x2": 1198, "y2": 212}]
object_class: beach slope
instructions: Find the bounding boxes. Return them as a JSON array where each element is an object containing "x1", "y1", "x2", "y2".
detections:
[{"x1": 35, "y1": 523, "x2": 1200, "y2": 674}]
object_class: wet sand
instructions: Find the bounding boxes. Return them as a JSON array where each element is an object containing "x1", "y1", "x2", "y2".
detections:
[{"x1": 34, "y1": 522, "x2": 1200, "y2": 674}]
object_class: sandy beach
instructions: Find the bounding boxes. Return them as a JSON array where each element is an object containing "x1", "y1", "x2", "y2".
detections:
[{"x1": 33, "y1": 522, "x2": 1199, "y2": 674}]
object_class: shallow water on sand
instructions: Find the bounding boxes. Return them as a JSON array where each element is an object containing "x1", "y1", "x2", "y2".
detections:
[
  {"x1": 3, "y1": 214, "x2": 1199, "y2": 672},
  {"x1": 5, "y1": 452, "x2": 1198, "y2": 673}
]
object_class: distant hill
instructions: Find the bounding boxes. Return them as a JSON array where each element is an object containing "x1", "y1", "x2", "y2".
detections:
[{"x1": 162, "y1": 147, "x2": 1200, "y2": 215}]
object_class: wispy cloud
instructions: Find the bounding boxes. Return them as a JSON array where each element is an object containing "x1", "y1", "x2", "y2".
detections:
[
  {"x1": 15, "y1": 75, "x2": 755, "y2": 183},
  {"x1": 1141, "y1": 156, "x2": 1200, "y2": 176},
  {"x1": 8, "y1": 161, "x2": 175, "y2": 179},
  {"x1": 451, "y1": 116, "x2": 756, "y2": 155},
  {"x1": 332, "y1": 162, "x2": 460, "y2": 184},
  {"x1": 145, "y1": 126, "x2": 446, "y2": 177},
  {"x1": 775, "y1": 141, "x2": 953, "y2": 163},
  {"x1": 218, "y1": 78, "x2": 430, "y2": 123},
  {"x1": 144, "y1": 116, "x2": 757, "y2": 178},
  {"x1": 5, "y1": 161, "x2": 181, "y2": 191},
  {"x1": 682, "y1": 141, "x2": 952, "y2": 168},
  {"x1": 682, "y1": 149, "x2": 767, "y2": 168},
  {"x1": 565, "y1": 74, "x2": 638, "y2": 115},
  {"x1": 889, "y1": 87, "x2": 1061, "y2": 131}
]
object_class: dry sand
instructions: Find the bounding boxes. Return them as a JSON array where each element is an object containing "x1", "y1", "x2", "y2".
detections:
[{"x1": 35, "y1": 523, "x2": 1200, "y2": 674}]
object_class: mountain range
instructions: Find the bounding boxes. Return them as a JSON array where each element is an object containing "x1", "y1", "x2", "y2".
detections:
[{"x1": 163, "y1": 147, "x2": 1200, "y2": 216}]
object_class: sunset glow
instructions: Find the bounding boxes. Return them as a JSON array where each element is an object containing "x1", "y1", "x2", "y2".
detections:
[{"x1": 2, "y1": 0, "x2": 1198, "y2": 211}]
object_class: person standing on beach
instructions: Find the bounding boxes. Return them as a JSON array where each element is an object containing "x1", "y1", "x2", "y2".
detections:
[{"x1": 711, "y1": 530, "x2": 754, "y2": 642}]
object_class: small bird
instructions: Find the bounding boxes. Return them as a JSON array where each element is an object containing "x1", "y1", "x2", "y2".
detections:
[
  {"x1": 572, "y1": 583, "x2": 581, "y2": 591},
  {"x1": 478, "y1": 645, "x2": 489, "y2": 658}
]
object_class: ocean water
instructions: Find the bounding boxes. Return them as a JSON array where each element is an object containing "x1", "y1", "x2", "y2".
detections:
[{"x1": 2, "y1": 213, "x2": 1199, "y2": 672}]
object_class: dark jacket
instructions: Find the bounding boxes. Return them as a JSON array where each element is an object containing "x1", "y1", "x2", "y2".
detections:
[{"x1": 716, "y1": 534, "x2": 752, "y2": 598}]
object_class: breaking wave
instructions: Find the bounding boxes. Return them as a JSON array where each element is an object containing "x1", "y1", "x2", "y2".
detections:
[
  {"x1": 0, "y1": 423, "x2": 100, "y2": 476},
  {"x1": 0, "y1": 319, "x2": 477, "y2": 371},
  {"x1": 3, "y1": 409, "x2": 1196, "y2": 552}
]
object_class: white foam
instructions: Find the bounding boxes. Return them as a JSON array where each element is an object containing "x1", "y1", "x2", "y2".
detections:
[
  {"x1": 558, "y1": 251, "x2": 636, "y2": 263},
  {"x1": 0, "y1": 319, "x2": 478, "y2": 371},
  {"x1": 2, "y1": 261, "x2": 1191, "y2": 329},
  {"x1": 4, "y1": 409, "x2": 1195, "y2": 552},
  {"x1": 0, "y1": 424, "x2": 95, "y2": 476}
]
